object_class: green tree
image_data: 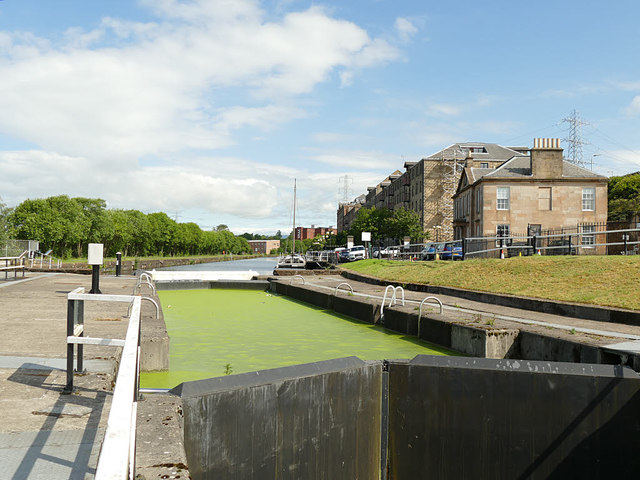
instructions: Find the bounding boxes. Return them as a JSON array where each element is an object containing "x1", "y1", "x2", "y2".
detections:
[
  {"x1": 0, "y1": 198, "x2": 12, "y2": 246},
  {"x1": 349, "y1": 207, "x2": 393, "y2": 243},
  {"x1": 148, "y1": 212, "x2": 177, "y2": 256},
  {"x1": 608, "y1": 173, "x2": 640, "y2": 221},
  {"x1": 388, "y1": 208, "x2": 425, "y2": 242},
  {"x1": 105, "y1": 209, "x2": 134, "y2": 257}
]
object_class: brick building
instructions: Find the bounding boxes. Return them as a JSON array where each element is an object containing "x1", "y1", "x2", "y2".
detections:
[
  {"x1": 247, "y1": 239, "x2": 280, "y2": 255},
  {"x1": 294, "y1": 226, "x2": 337, "y2": 241},
  {"x1": 453, "y1": 138, "x2": 608, "y2": 250}
]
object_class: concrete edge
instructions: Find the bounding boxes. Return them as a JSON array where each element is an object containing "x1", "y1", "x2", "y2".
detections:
[
  {"x1": 270, "y1": 277, "x2": 640, "y2": 372},
  {"x1": 170, "y1": 356, "x2": 368, "y2": 398},
  {"x1": 340, "y1": 269, "x2": 640, "y2": 326}
]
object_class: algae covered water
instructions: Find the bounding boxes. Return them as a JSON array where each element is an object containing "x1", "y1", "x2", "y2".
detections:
[{"x1": 141, "y1": 289, "x2": 455, "y2": 389}]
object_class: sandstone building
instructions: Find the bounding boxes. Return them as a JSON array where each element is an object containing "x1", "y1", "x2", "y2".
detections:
[{"x1": 453, "y1": 138, "x2": 608, "y2": 250}]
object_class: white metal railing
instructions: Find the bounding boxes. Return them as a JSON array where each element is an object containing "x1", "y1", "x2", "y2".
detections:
[
  {"x1": 29, "y1": 250, "x2": 62, "y2": 269},
  {"x1": 334, "y1": 282, "x2": 354, "y2": 295},
  {"x1": 418, "y1": 296, "x2": 443, "y2": 339},
  {"x1": 290, "y1": 275, "x2": 305, "y2": 285},
  {"x1": 381, "y1": 285, "x2": 405, "y2": 319},
  {"x1": 0, "y1": 252, "x2": 27, "y2": 279},
  {"x1": 65, "y1": 288, "x2": 142, "y2": 480}
]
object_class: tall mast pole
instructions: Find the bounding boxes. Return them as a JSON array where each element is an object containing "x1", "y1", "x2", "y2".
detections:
[{"x1": 292, "y1": 179, "x2": 297, "y2": 255}]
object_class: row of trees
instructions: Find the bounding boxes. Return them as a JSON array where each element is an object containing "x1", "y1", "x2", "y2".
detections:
[
  {"x1": 2, "y1": 195, "x2": 250, "y2": 258},
  {"x1": 345, "y1": 207, "x2": 425, "y2": 245}
]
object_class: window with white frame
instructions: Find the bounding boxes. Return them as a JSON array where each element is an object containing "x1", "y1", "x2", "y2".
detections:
[
  {"x1": 582, "y1": 187, "x2": 595, "y2": 211},
  {"x1": 476, "y1": 187, "x2": 482, "y2": 213},
  {"x1": 496, "y1": 187, "x2": 510, "y2": 210},
  {"x1": 581, "y1": 224, "x2": 596, "y2": 247}
]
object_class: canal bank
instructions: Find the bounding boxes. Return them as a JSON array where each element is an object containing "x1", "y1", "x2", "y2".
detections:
[{"x1": 4, "y1": 266, "x2": 640, "y2": 479}]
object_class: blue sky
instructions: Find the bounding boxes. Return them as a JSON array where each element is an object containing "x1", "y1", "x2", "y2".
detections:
[{"x1": 1, "y1": 0, "x2": 639, "y2": 235}]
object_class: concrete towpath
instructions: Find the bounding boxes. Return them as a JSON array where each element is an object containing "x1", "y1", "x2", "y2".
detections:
[
  {"x1": 0, "y1": 273, "x2": 135, "y2": 479},
  {"x1": 0, "y1": 272, "x2": 187, "y2": 480}
]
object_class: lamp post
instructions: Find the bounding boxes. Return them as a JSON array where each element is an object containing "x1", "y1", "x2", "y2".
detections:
[{"x1": 591, "y1": 154, "x2": 601, "y2": 171}]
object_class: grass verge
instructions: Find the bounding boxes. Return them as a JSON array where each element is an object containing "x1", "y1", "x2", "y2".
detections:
[{"x1": 341, "y1": 256, "x2": 640, "y2": 311}]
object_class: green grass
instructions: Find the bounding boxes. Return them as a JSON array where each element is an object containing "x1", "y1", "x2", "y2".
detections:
[{"x1": 342, "y1": 256, "x2": 640, "y2": 311}]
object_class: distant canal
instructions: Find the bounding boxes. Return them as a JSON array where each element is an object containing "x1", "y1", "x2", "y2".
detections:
[
  {"x1": 140, "y1": 288, "x2": 456, "y2": 389},
  {"x1": 159, "y1": 256, "x2": 278, "y2": 275}
]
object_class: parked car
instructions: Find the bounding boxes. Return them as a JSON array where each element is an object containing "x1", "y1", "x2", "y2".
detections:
[
  {"x1": 372, "y1": 247, "x2": 381, "y2": 258},
  {"x1": 348, "y1": 245, "x2": 366, "y2": 261},
  {"x1": 420, "y1": 243, "x2": 434, "y2": 260},
  {"x1": 338, "y1": 248, "x2": 351, "y2": 263},
  {"x1": 422, "y1": 242, "x2": 445, "y2": 260},
  {"x1": 380, "y1": 246, "x2": 400, "y2": 258},
  {"x1": 441, "y1": 241, "x2": 463, "y2": 260}
]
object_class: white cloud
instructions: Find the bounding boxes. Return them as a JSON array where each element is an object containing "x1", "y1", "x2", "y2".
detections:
[
  {"x1": 0, "y1": 0, "x2": 400, "y2": 161},
  {"x1": 624, "y1": 95, "x2": 640, "y2": 116},
  {"x1": 0, "y1": 0, "x2": 412, "y2": 231},
  {"x1": 426, "y1": 103, "x2": 461, "y2": 117},
  {"x1": 307, "y1": 150, "x2": 399, "y2": 170},
  {"x1": 394, "y1": 17, "x2": 418, "y2": 43}
]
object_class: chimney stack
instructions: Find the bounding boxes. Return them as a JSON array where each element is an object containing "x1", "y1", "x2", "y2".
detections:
[{"x1": 531, "y1": 138, "x2": 563, "y2": 178}]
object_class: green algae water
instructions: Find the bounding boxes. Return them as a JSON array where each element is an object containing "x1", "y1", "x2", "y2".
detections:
[{"x1": 141, "y1": 289, "x2": 456, "y2": 389}]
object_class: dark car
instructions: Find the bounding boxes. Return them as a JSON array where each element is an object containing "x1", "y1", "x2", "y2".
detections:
[
  {"x1": 338, "y1": 249, "x2": 351, "y2": 263},
  {"x1": 441, "y1": 241, "x2": 463, "y2": 260},
  {"x1": 422, "y1": 242, "x2": 445, "y2": 260}
]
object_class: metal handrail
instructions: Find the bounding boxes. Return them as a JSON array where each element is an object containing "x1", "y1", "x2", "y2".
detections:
[
  {"x1": 139, "y1": 272, "x2": 153, "y2": 284},
  {"x1": 64, "y1": 288, "x2": 142, "y2": 479},
  {"x1": 133, "y1": 279, "x2": 156, "y2": 296},
  {"x1": 290, "y1": 275, "x2": 305, "y2": 285},
  {"x1": 128, "y1": 296, "x2": 160, "y2": 319},
  {"x1": 381, "y1": 285, "x2": 405, "y2": 319},
  {"x1": 335, "y1": 282, "x2": 354, "y2": 295},
  {"x1": 418, "y1": 296, "x2": 443, "y2": 339}
]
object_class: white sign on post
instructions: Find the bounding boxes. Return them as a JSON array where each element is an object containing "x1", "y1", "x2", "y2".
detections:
[
  {"x1": 362, "y1": 231, "x2": 371, "y2": 242},
  {"x1": 88, "y1": 243, "x2": 104, "y2": 265}
]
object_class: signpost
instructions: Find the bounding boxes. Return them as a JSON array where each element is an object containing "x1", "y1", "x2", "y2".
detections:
[{"x1": 88, "y1": 243, "x2": 103, "y2": 294}]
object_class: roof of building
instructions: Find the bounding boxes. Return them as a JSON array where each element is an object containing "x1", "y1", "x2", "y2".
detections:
[
  {"x1": 482, "y1": 155, "x2": 608, "y2": 180},
  {"x1": 423, "y1": 142, "x2": 525, "y2": 162}
]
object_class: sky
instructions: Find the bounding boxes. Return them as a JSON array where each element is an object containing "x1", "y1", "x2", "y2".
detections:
[{"x1": 1, "y1": 0, "x2": 640, "y2": 235}]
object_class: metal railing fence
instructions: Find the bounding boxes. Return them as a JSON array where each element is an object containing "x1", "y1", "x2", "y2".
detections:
[
  {"x1": 65, "y1": 288, "x2": 142, "y2": 479},
  {"x1": 359, "y1": 226, "x2": 640, "y2": 261}
]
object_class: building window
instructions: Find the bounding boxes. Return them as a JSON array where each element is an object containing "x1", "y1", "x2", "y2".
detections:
[
  {"x1": 496, "y1": 224, "x2": 510, "y2": 247},
  {"x1": 581, "y1": 225, "x2": 596, "y2": 247},
  {"x1": 582, "y1": 187, "x2": 595, "y2": 211},
  {"x1": 496, "y1": 187, "x2": 510, "y2": 210},
  {"x1": 538, "y1": 187, "x2": 552, "y2": 210},
  {"x1": 480, "y1": 162, "x2": 489, "y2": 168},
  {"x1": 476, "y1": 187, "x2": 482, "y2": 213}
]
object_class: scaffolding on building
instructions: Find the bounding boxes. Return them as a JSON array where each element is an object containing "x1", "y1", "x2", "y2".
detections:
[{"x1": 437, "y1": 147, "x2": 467, "y2": 241}]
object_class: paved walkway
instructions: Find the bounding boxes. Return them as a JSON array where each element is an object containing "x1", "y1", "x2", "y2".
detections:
[{"x1": 0, "y1": 273, "x2": 136, "y2": 479}]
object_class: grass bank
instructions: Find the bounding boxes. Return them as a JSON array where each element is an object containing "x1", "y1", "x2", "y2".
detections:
[{"x1": 341, "y1": 256, "x2": 640, "y2": 311}]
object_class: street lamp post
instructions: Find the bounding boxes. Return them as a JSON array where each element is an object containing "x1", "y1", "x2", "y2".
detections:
[{"x1": 591, "y1": 154, "x2": 601, "y2": 171}]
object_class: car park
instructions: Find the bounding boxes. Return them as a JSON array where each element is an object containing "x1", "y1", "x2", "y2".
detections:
[
  {"x1": 348, "y1": 245, "x2": 366, "y2": 261},
  {"x1": 379, "y1": 246, "x2": 400, "y2": 258},
  {"x1": 441, "y1": 241, "x2": 463, "y2": 260},
  {"x1": 422, "y1": 242, "x2": 445, "y2": 260},
  {"x1": 336, "y1": 248, "x2": 350, "y2": 263}
]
